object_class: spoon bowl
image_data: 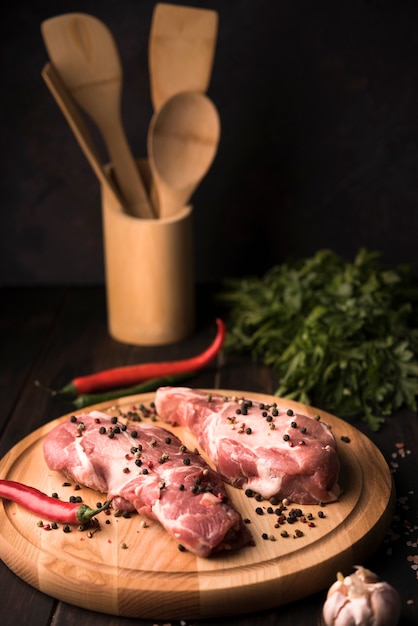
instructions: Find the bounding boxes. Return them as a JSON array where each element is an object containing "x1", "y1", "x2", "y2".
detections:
[{"x1": 148, "y1": 92, "x2": 221, "y2": 218}]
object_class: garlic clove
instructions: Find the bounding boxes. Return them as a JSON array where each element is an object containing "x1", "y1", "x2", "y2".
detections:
[
  {"x1": 322, "y1": 567, "x2": 401, "y2": 626},
  {"x1": 369, "y1": 582, "x2": 401, "y2": 626}
]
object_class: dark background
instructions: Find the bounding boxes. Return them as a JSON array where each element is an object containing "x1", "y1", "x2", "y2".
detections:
[{"x1": 1, "y1": 0, "x2": 418, "y2": 286}]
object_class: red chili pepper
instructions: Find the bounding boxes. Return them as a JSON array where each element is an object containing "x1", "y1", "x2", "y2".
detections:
[
  {"x1": 55, "y1": 318, "x2": 226, "y2": 398},
  {"x1": 0, "y1": 480, "x2": 111, "y2": 524}
]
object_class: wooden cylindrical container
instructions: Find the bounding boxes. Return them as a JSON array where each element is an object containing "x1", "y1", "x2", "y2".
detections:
[{"x1": 101, "y1": 162, "x2": 194, "y2": 345}]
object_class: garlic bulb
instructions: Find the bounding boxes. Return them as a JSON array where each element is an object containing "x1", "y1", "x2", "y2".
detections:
[{"x1": 322, "y1": 566, "x2": 401, "y2": 626}]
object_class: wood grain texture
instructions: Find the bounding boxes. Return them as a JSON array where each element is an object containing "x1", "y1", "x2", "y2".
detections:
[
  {"x1": 0, "y1": 390, "x2": 395, "y2": 620},
  {"x1": 147, "y1": 91, "x2": 220, "y2": 218},
  {"x1": 41, "y1": 13, "x2": 154, "y2": 219},
  {"x1": 101, "y1": 173, "x2": 194, "y2": 346},
  {"x1": 148, "y1": 3, "x2": 218, "y2": 111},
  {"x1": 41, "y1": 62, "x2": 123, "y2": 210}
]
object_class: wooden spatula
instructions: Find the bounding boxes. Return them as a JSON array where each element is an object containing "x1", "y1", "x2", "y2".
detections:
[
  {"x1": 41, "y1": 62, "x2": 123, "y2": 210},
  {"x1": 41, "y1": 13, "x2": 155, "y2": 218},
  {"x1": 148, "y1": 3, "x2": 218, "y2": 111}
]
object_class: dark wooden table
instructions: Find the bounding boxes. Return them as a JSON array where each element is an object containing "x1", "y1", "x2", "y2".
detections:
[{"x1": 1, "y1": 286, "x2": 417, "y2": 626}]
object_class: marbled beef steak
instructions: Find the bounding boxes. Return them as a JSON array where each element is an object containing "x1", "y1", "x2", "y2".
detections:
[
  {"x1": 43, "y1": 411, "x2": 253, "y2": 557},
  {"x1": 155, "y1": 388, "x2": 341, "y2": 505}
]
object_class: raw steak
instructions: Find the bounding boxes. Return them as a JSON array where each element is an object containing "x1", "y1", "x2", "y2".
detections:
[
  {"x1": 155, "y1": 388, "x2": 341, "y2": 505},
  {"x1": 43, "y1": 411, "x2": 253, "y2": 557}
]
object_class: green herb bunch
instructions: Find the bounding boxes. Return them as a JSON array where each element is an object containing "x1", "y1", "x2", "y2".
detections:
[{"x1": 219, "y1": 249, "x2": 418, "y2": 430}]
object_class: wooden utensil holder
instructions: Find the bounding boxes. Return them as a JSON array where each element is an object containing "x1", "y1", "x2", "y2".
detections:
[{"x1": 101, "y1": 160, "x2": 194, "y2": 345}]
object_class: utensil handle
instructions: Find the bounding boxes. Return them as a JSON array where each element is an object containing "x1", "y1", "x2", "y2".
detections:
[
  {"x1": 103, "y1": 119, "x2": 156, "y2": 219},
  {"x1": 41, "y1": 63, "x2": 123, "y2": 210}
]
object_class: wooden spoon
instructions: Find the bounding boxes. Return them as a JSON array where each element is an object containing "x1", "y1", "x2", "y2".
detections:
[
  {"x1": 147, "y1": 92, "x2": 221, "y2": 219},
  {"x1": 41, "y1": 13, "x2": 155, "y2": 219},
  {"x1": 149, "y1": 3, "x2": 218, "y2": 111},
  {"x1": 41, "y1": 62, "x2": 123, "y2": 210}
]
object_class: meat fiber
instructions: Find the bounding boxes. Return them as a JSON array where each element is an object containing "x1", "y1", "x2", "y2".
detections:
[
  {"x1": 43, "y1": 411, "x2": 253, "y2": 557},
  {"x1": 154, "y1": 388, "x2": 341, "y2": 505}
]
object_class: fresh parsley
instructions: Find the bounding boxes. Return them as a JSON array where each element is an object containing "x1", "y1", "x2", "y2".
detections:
[{"x1": 219, "y1": 249, "x2": 418, "y2": 430}]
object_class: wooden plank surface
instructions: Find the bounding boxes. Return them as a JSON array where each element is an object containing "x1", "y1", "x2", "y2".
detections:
[
  {"x1": 0, "y1": 390, "x2": 395, "y2": 619},
  {"x1": 1, "y1": 286, "x2": 417, "y2": 626}
]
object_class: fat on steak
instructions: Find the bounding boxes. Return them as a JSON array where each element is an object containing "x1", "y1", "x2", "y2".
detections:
[
  {"x1": 43, "y1": 411, "x2": 253, "y2": 557},
  {"x1": 155, "y1": 388, "x2": 341, "y2": 505}
]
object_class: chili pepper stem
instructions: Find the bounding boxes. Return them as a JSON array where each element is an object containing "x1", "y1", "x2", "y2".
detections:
[
  {"x1": 34, "y1": 379, "x2": 59, "y2": 397},
  {"x1": 58, "y1": 381, "x2": 77, "y2": 397},
  {"x1": 76, "y1": 500, "x2": 112, "y2": 523}
]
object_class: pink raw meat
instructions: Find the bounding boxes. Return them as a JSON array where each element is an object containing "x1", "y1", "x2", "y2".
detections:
[
  {"x1": 43, "y1": 411, "x2": 253, "y2": 557},
  {"x1": 154, "y1": 388, "x2": 341, "y2": 505}
]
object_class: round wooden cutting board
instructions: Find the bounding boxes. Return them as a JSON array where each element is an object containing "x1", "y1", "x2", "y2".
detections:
[{"x1": 0, "y1": 390, "x2": 395, "y2": 619}]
